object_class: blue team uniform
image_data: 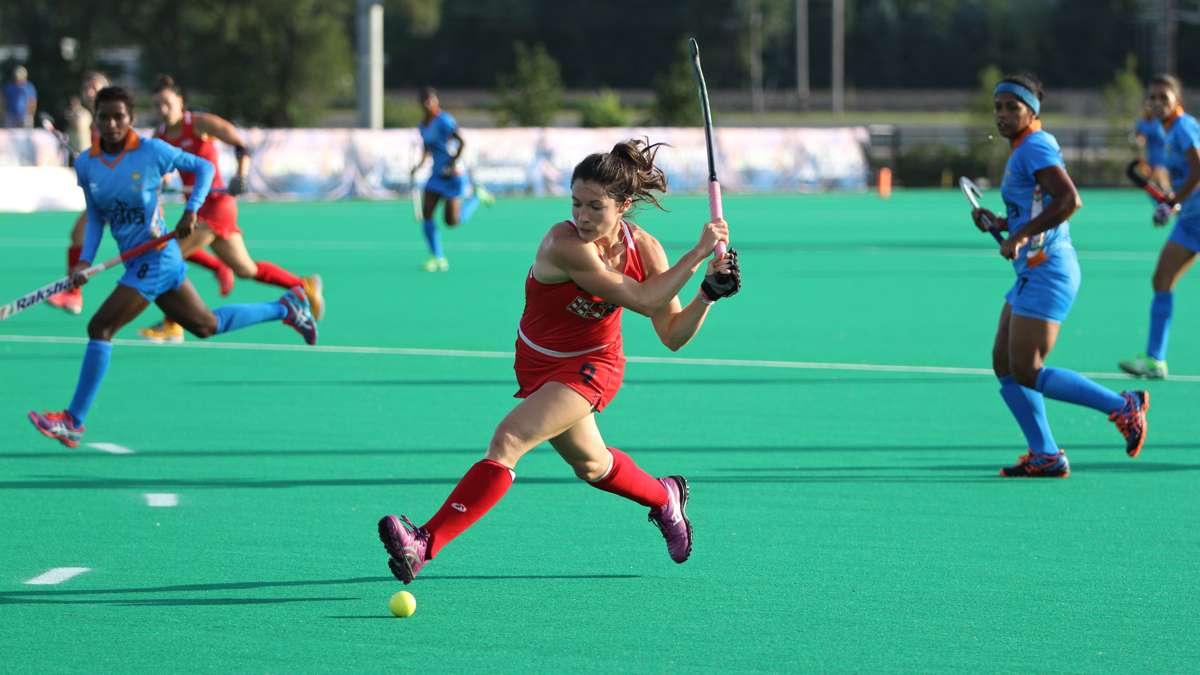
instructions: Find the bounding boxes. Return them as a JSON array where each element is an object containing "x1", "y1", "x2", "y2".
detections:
[
  {"x1": 1135, "y1": 116, "x2": 1167, "y2": 169},
  {"x1": 1162, "y1": 111, "x2": 1200, "y2": 252},
  {"x1": 1000, "y1": 129, "x2": 1081, "y2": 323},
  {"x1": 75, "y1": 133, "x2": 213, "y2": 300},
  {"x1": 420, "y1": 111, "x2": 467, "y2": 198}
]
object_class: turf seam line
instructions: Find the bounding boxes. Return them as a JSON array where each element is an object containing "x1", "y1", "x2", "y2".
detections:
[
  {"x1": 4, "y1": 334, "x2": 1199, "y2": 382},
  {"x1": 86, "y1": 442, "x2": 134, "y2": 455}
]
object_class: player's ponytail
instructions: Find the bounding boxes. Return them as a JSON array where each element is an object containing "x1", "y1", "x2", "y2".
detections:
[
  {"x1": 572, "y1": 138, "x2": 669, "y2": 211},
  {"x1": 153, "y1": 74, "x2": 183, "y2": 99}
]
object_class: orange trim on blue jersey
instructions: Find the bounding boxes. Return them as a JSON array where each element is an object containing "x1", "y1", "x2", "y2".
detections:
[
  {"x1": 1010, "y1": 120, "x2": 1043, "y2": 149},
  {"x1": 1162, "y1": 105, "x2": 1186, "y2": 132},
  {"x1": 89, "y1": 130, "x2": 140, "y2": 168}
]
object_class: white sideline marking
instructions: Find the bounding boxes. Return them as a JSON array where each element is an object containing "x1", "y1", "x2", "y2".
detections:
[
  {"x1": 144, "y1": 493, "x2": 178, "y2": 507},
  {"x1": 2, "y1": 333, "x2": 1199, "y2": 383},
  {"x1": 24, "y1": 567, "x2": 90, "y2": 585},
  {"x1": 86, "y1": 442, "x2": 134, "y2": 455}
]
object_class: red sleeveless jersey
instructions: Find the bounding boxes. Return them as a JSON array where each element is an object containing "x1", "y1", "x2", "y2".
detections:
[
  {"x1": 518, "y1": 221, "x2": 647, "y2": 356},
  {"x1": 156, "y1": 111, "x2": 226, "y2": 190}
]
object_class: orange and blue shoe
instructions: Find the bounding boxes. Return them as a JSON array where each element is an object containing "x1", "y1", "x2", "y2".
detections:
[
  {"x1": 1000, "y1": 450, "x2": 1070, "y2": 478},
  {"x1": 280, "y1": 286, "x2": 318, "y2": 346},
  {"x1": 1110, "y1": 390, "x2": 1149, "y2": 457},
  {"x1": 47, "y1": 287, "x2": 83, "y2": 315},
  {"x1": 28, "y1": 410, "x2": 84, "y2": 448},
  {"x1": 378, "y1": 515, "x2": 430, "y2": 584}
]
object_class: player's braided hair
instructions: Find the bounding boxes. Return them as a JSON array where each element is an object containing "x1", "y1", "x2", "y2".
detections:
[{"x1": 572, "y1": 138, "x2": 669, "y2": 211}]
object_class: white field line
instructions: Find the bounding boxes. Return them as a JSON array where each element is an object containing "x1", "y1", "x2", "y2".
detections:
[
  {"x1": 86, "y1": 442, "x2": 134, "y2": 455},
  {"x1": 2, "y1": 333, "x2": 1197, "y2": 383},
  {"x1": 24, "y1": 567, "x2": 90, "y2": 585},
  {"x1": 143, "y1": 493, "x2": 178, "y2": 507}
]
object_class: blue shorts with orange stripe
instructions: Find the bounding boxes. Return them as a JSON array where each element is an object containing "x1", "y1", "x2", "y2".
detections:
[
  {"x1": 117, "y1": 239, "x2": 187, "y2": 302},
  {"x1": 1005, "y1": 245, "x2": 1081, "y2": 323}
]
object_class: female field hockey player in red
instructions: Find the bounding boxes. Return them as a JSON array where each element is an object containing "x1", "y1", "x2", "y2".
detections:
[
  {"x1": 378, "y1": 139, "x2": 740, "y2": 582},
  {"x1": 1119, "y1": 75, "x2": 1200, "y2": 379},
  {"x1": 137, "y1": 75, "x2": 324, "y2": 342},
  {"x1": 409, "y1": 86, "x2": 493, "y2": 272},
  {"x1": 971, "y1": 73, "x2": 1148, "y2": 478},
  {"x1": 28, "y1": 87, "x2": 317, "y2": 448}
]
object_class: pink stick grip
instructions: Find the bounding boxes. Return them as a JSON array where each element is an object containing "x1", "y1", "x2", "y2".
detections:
[{"x1": 708, "y1": 180, "x2": 727, "y2": 257}]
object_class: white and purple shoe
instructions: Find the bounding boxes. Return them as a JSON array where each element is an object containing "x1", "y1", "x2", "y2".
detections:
[
  {"x1": 648, "y1": 475, "x2": 692, "y2": 563},
  {"x1": 378, "y1": 515, "x2": 430, "y2": 584}
]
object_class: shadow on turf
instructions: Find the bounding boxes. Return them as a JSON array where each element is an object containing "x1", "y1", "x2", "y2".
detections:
[
  {"x1": 183, "y1": 375, "x2": 983, "y2": 388},
  {"x1": 4, "y1": 442, "x2": 1199, "y2": 463},
  {"x1": 0, "y1": 574, "x2": 642, "y2": 606}
]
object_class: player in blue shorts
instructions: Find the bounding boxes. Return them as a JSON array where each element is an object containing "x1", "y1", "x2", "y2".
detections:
[
  {"x1": 27, "y1": 87, "x2": 318, "y2": 448},
  {"x1": 971, "y1": 74, "x2": 1149, "y2": 477},
  {"x1": 1120, "y1": 75, "x2": 1200, "y2": 380},
  {"x1": 409, "y1": 86, "x2": 493, "y2": 272},
  {"x1": 1134, "y1": 100, "x2": 1170, "y2": 196}
]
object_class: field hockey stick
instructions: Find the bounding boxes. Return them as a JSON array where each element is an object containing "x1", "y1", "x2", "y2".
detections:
[
  {"x1": 38, "y1": 113, "x2": 76, "y2": 163},
  {"x1": 1125, "y1": 159, "x2": 1171, "y2": 203},
  {"x1": 0, "y1": 231, "x2": 175, "y2": 321},
  {"x1": 410, "y1": 183, "x2": 423, "y2": 222},
  {"x1": 162, "y1": 185, "x2": 230, "y2": 197},
  {"x1": 688, "y1": 38, "x2": 728, "y2": 259},
  {"x1": 958, "y1": 176, "x2": 1005, "y2": 245}
]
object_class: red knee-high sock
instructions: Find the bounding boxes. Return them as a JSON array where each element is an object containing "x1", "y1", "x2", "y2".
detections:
[
  {"x1": 67, "y1": 245, "x2": 81, "y2": 272},
  {"x1": 588, "y1": 447, "x2": 668, "y2": 508},
  {"x1": 186, "y1": 249, "x2": 225, "y2": 273},
  {"x1": 253, "y1": 261, "x2": 303, "y2": 289},
  {"x1": 422, "y1": 459, "x2": 514, "y2": 558}
]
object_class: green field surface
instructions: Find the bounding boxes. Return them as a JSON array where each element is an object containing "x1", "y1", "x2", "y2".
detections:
[{"x1": 1, "y1": 190, "x2": 1197, "y2": 673}]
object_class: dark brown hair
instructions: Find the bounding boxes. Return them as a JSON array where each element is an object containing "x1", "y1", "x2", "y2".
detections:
[
  {"x1": 1001, "y1": 72, "x2": 1045, "y2": 102},
  {"x1": 153, "y1": 74, "x2": 182, "y2": 97},
  {"x1": 571, "y1": 138, "x2": 669, "y2": 211},
  {"x1": 94, "y1": 86, "x2": 134, "y2": 112},
  {"x1": 1150, "y1": 73, "x2": 1183, "y2": 98}
]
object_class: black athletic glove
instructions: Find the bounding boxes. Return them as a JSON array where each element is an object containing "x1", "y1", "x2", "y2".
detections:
[
  {"x1": 227, "y1": 175, "x2": 247, "y2": 197},
  {"x1": 700, "y1": 248, "x2": 740, "y2": 301}
]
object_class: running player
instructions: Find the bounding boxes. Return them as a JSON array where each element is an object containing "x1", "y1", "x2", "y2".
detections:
[
  {"x1": 409, "y1": 86, "x2": 493, "y2": 272},
  {"x1": 971, "y1": 74, "x2": 1149, "y2": 478},
  {"x1": 378, "y1": 139, "x2": 740, "y2": 583},
  {"x1": 138, "y1": 75, "x2": 324, "y2": 342},
  {"x1": 1134, "y1": 98, "x2": 1170, "y2": 195},
  {"x1": 27, "y1": 87, "x2": 318, "y2": 448},
  {"x1": 1120, "y1": 75, "x2": 1200, "y2": 379}
]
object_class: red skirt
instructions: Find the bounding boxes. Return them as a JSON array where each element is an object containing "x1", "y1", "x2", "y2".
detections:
[
  {"x1": 198, "y1": 193, "x2": 241, "y2": 239},
  {"x1": 513, "y1": 338, "x2": 626, "y2": 412}
]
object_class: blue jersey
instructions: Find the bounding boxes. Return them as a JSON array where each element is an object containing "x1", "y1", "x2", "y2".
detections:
[
  {"x1": 75, "y1": 133, "x2": 213, "y2": 264},
  {"x1": 1163, "y1": 112, "x2": 1200, "y2": 221},
  {"x1": 1136, "y1": 116, "x2": 1167, "y2": 167},
  {"x1": 1000, "y1": 129, "x2": 1072, "y2": 274},
  {"x1": 419, "y1": 111, "x2": 459, "y2": 175}
]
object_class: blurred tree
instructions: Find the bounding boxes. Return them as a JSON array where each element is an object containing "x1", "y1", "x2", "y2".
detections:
[
  {"x1": 1104, "y1": 54, "x2": 1144, "y2": 133},
  {"x1": 495, "y1": 42, "x2": 563, "y2": 126},
  {"x1": 579, "y1": 89, "x2": 634, "y2": 128},
  {"x1": 389, "y1": 0, "x2": 442, "y2": 37},
  {"x1": 647, "y1": 38, "x2": 700, "y2": 127}
]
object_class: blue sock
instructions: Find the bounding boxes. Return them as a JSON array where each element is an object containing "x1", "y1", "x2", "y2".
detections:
[
  {"x1": 461, "y1": 194, "x2": 480, "y2": 223},
  {"x1": 67, "y1": 339, "x2": 112, "y2": 426},
  {"x1": 1147, "y1": 291, "x2": 1173, "y2": 361},
  {"x1": 1036, "y1": 366, "x2": 1126, "y2": 415},
  {"x1": 998, "y1": 376, "x2": 1058, "y2": 456},
  {"x1": 422, "y1": 218, "x2": 444, "y2": 258},
  {"x1": 213, "y1": 301, "x2": 287, "y2": 334}
]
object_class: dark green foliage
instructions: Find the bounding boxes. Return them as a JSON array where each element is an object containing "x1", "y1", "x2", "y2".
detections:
[
  {"x1": 495, "y1": 42, "x2": 563, "y2": 127},
  {"x1": 578, "y1": 89, "x2": 633, "y2": 128}
]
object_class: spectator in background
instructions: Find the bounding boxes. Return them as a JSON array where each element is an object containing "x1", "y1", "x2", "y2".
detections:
[
  {"x1": 64, "y1": 95, "x2": 92, "y2": 156},
  {"x1": 3, "y1": 65, "x2": 37, "y2": 128}
]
